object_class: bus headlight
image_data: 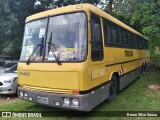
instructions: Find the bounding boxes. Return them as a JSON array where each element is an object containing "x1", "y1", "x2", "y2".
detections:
[
  {"x1": 24, "y1": 92, "x2": 28, "y2": 97},
  {"x1": 29, "y1": 97, "x2": 33, "y2": 101},
  {"x1": 72, "y1": 99, "x2": 79, "y2": 106},
  {"x1": 20, "y1": 91, "x2": 23, "y2": 97},
  {"x1": 64, "y1": 98, "x2": 70, "y2": 105}
]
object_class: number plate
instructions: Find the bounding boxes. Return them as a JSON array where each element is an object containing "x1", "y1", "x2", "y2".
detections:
[{"x1": 37, "y1": 96, "x2": 49, "y2": 104}]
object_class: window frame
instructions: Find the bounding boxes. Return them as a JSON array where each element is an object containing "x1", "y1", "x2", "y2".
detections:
[
  {"x1": 90, "y1": 13, "x2": 104, "y2": 61},
  {"x1": 101, "y1": 17, "x2": 148, "y2": 50},
  {"x1": 20, "y1": 11, "x2": 88, "y2": 63}
]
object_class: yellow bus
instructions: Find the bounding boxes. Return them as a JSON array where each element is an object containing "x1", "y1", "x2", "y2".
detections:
[{"x1": 18, "y1": 4, "x2": 150, "y2": 111}]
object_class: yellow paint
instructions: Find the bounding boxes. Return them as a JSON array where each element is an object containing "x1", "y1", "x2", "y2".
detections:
[
  {"x1": 18, "y1": 4, "x2": 150, "y2": 94},
  {"x1": 91, "y1": 64, "x2": 105, "y2": 80},
  {"x1": 18, "y1": 70, "x2": 79, "y2": 89}
]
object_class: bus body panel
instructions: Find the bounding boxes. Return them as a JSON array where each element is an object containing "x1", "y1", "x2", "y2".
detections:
[
  {"x1": 18, "y1": 62, "x2": 92, "y2": 92},
  {"x1": 19, "y1": 70, "x2": 79, "y2": 90},
  {"x1": 18, "y1": 82, "x2": 109, "y2": 111},
  {"x1": 18, "y1": 4, "x2": 150, "y2": 111},
  {"x1": 119, "y1": 67, "x2": 141, "y2": 90}
]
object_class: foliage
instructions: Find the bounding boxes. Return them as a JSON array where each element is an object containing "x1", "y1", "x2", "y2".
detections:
[
  {"x1": 0, "y1": 0, "x2": 37, "y2": 58},
  {"x1": 0, "y1": 0, "x2": 19, "y2": 57},
  {"x1": 34, "y1": 0, "x2": 100, "y2": 10},
  {"x1": 0, "y1": 0, "x2": 159, "y2": 61},
  {"x1": 107, "y1": 0, "x2": 160, "y2": 61},
  {"x1": 1, "y1": 40, "x2": 21, "y2": 58},
  {"x1": 130, "y1": 0, "x2": 160, "y2": 60}
]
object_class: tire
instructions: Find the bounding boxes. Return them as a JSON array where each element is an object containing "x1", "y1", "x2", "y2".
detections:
[
  {"x1": 108, "y1": 75, "x2": 117, "y2": 102},
  {"x1": 15, "y1": 87, "x2": 18, "y2": 96},
  {"x1": 140, "y1": 64, "x2": 144, "y2": 77},
  {"x1": 144, "y1": 63, "x2": 147, "y2": 72}
]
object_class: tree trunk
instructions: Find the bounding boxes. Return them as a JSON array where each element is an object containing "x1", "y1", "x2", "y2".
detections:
[{"x1": 108, "y1": 0, "x2": 113, "y2": 15}]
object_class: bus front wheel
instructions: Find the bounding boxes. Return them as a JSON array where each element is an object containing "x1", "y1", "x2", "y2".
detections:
[{"x1": 108, "y1": 75, "x2": 117, "y2": 102}]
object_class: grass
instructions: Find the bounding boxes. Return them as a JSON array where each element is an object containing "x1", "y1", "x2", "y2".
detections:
[{"x1": 0, "y1": 70, "x2": 160, "y2": 120}]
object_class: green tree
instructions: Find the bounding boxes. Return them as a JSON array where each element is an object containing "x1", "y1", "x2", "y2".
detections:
[
  {"x1": 0, "y1": 0, "x2": 20, "y2": 57},
  {"x1": 0, "y1": 0, "x2": 37, "y2": 58},
  {"x1": 34, "y1": 0, "x2": 101, "y2": 10},
  {"x1": 130, "y1": 0, "x2": 160, "y2": 60},
  {"x1": 0, "y1": 0, "x2": 159, "y2": 61}
]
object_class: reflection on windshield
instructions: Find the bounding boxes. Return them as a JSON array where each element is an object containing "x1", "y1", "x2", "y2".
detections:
[
  {"x1": 20, "y1": 18, "x2": 47, "y2": 61},
  {"x1": 45, "y1": 12, "x2": 87, "y2": 61},
  {"x1": 20, "y1": 12, "x2": 87, "y2": 62}
]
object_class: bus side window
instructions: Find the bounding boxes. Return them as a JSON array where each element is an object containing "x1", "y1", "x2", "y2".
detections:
[
  {"x1": 103, "y1": 19, "x2": 112, "y2": 45},
  {"x1": 134, "y1": 34, "x2": 138, "y2": 48},
  {"x1": 118, "y1": 27, "x2": 123, "y2": 45},
  {"x1": 121, "y1": 29, "x2": 127, "y2": 46},
  {"x1": 111, "y1": 24, "x2": 118, "y2": 44},
  {"x1": 128, "y1": 32, "x2": 132, "y2": 47},
  {"x1": 131, "y1": 33, "x2": 135, "y2": 48},
  {"x1": 138, "y1": 37, "x2": 142, "y2": 49},
  {"x1": 90, "y1": 13, "x2": 103, "y2": 61},
  {"x1": 146, "y1": 40, "x2": 149, "y2": 49},
  {"x1": 142, "y1": 38, "x2": 146, "y2": 49}
]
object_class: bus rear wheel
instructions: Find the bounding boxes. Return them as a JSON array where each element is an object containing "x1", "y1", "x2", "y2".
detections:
[
  {"x1": 144, "y1": 62, "x2": 147, "y2": 72},
  {"x1": 140, "y1": 64, "x2": 145, "y2": 77},
  {"x1": 108, "y1": 75, "x2": 117, "y2": 102}
]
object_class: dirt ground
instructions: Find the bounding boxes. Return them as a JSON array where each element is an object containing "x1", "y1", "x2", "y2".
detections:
[
  {"x1": 148, "y1": 84, "x2": 160, "y2": 93},
  {"x1": 0, "y1": 95, "x2": 18, "y2": 105}
]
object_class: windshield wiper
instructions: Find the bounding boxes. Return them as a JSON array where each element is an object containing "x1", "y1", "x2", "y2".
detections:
[
  {"x1": 26, "y1": 44, "x2": 41, "y2": 65},
  {"x1": 48, "y1": 32, "x2": 62, "y2": 65},
  {"x1": 40, "y1": 36, "x2": 44, "y2": 56},
  {"x1": 26, "y1": 37, "x2": 44, "y2": 65}
]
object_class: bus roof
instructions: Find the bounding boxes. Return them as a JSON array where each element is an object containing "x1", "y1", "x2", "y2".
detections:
[{"x1": 26, "y1": 4, "x2": 148, "y2": 40}]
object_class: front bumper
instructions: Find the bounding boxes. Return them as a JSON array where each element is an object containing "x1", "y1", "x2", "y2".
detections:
[
  {"x1": 18, "y1": 87, "x2": 91, "y2": 111},
  {"x1": 18, "y1": 84, "x2": 109, "y2": 111}
]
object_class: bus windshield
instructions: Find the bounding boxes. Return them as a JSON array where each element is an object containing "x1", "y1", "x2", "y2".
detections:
[
  {"x1": 20, "y1": 12, "x2": 87, "y2": 62},
  {"x1": 20, "y1": 18, "x2": 47, "y2": 62}
]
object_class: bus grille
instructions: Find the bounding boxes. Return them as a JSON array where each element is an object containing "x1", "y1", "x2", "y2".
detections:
[{"x1": 22, "y1": 85, "x2": 71, "y2": 94}]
